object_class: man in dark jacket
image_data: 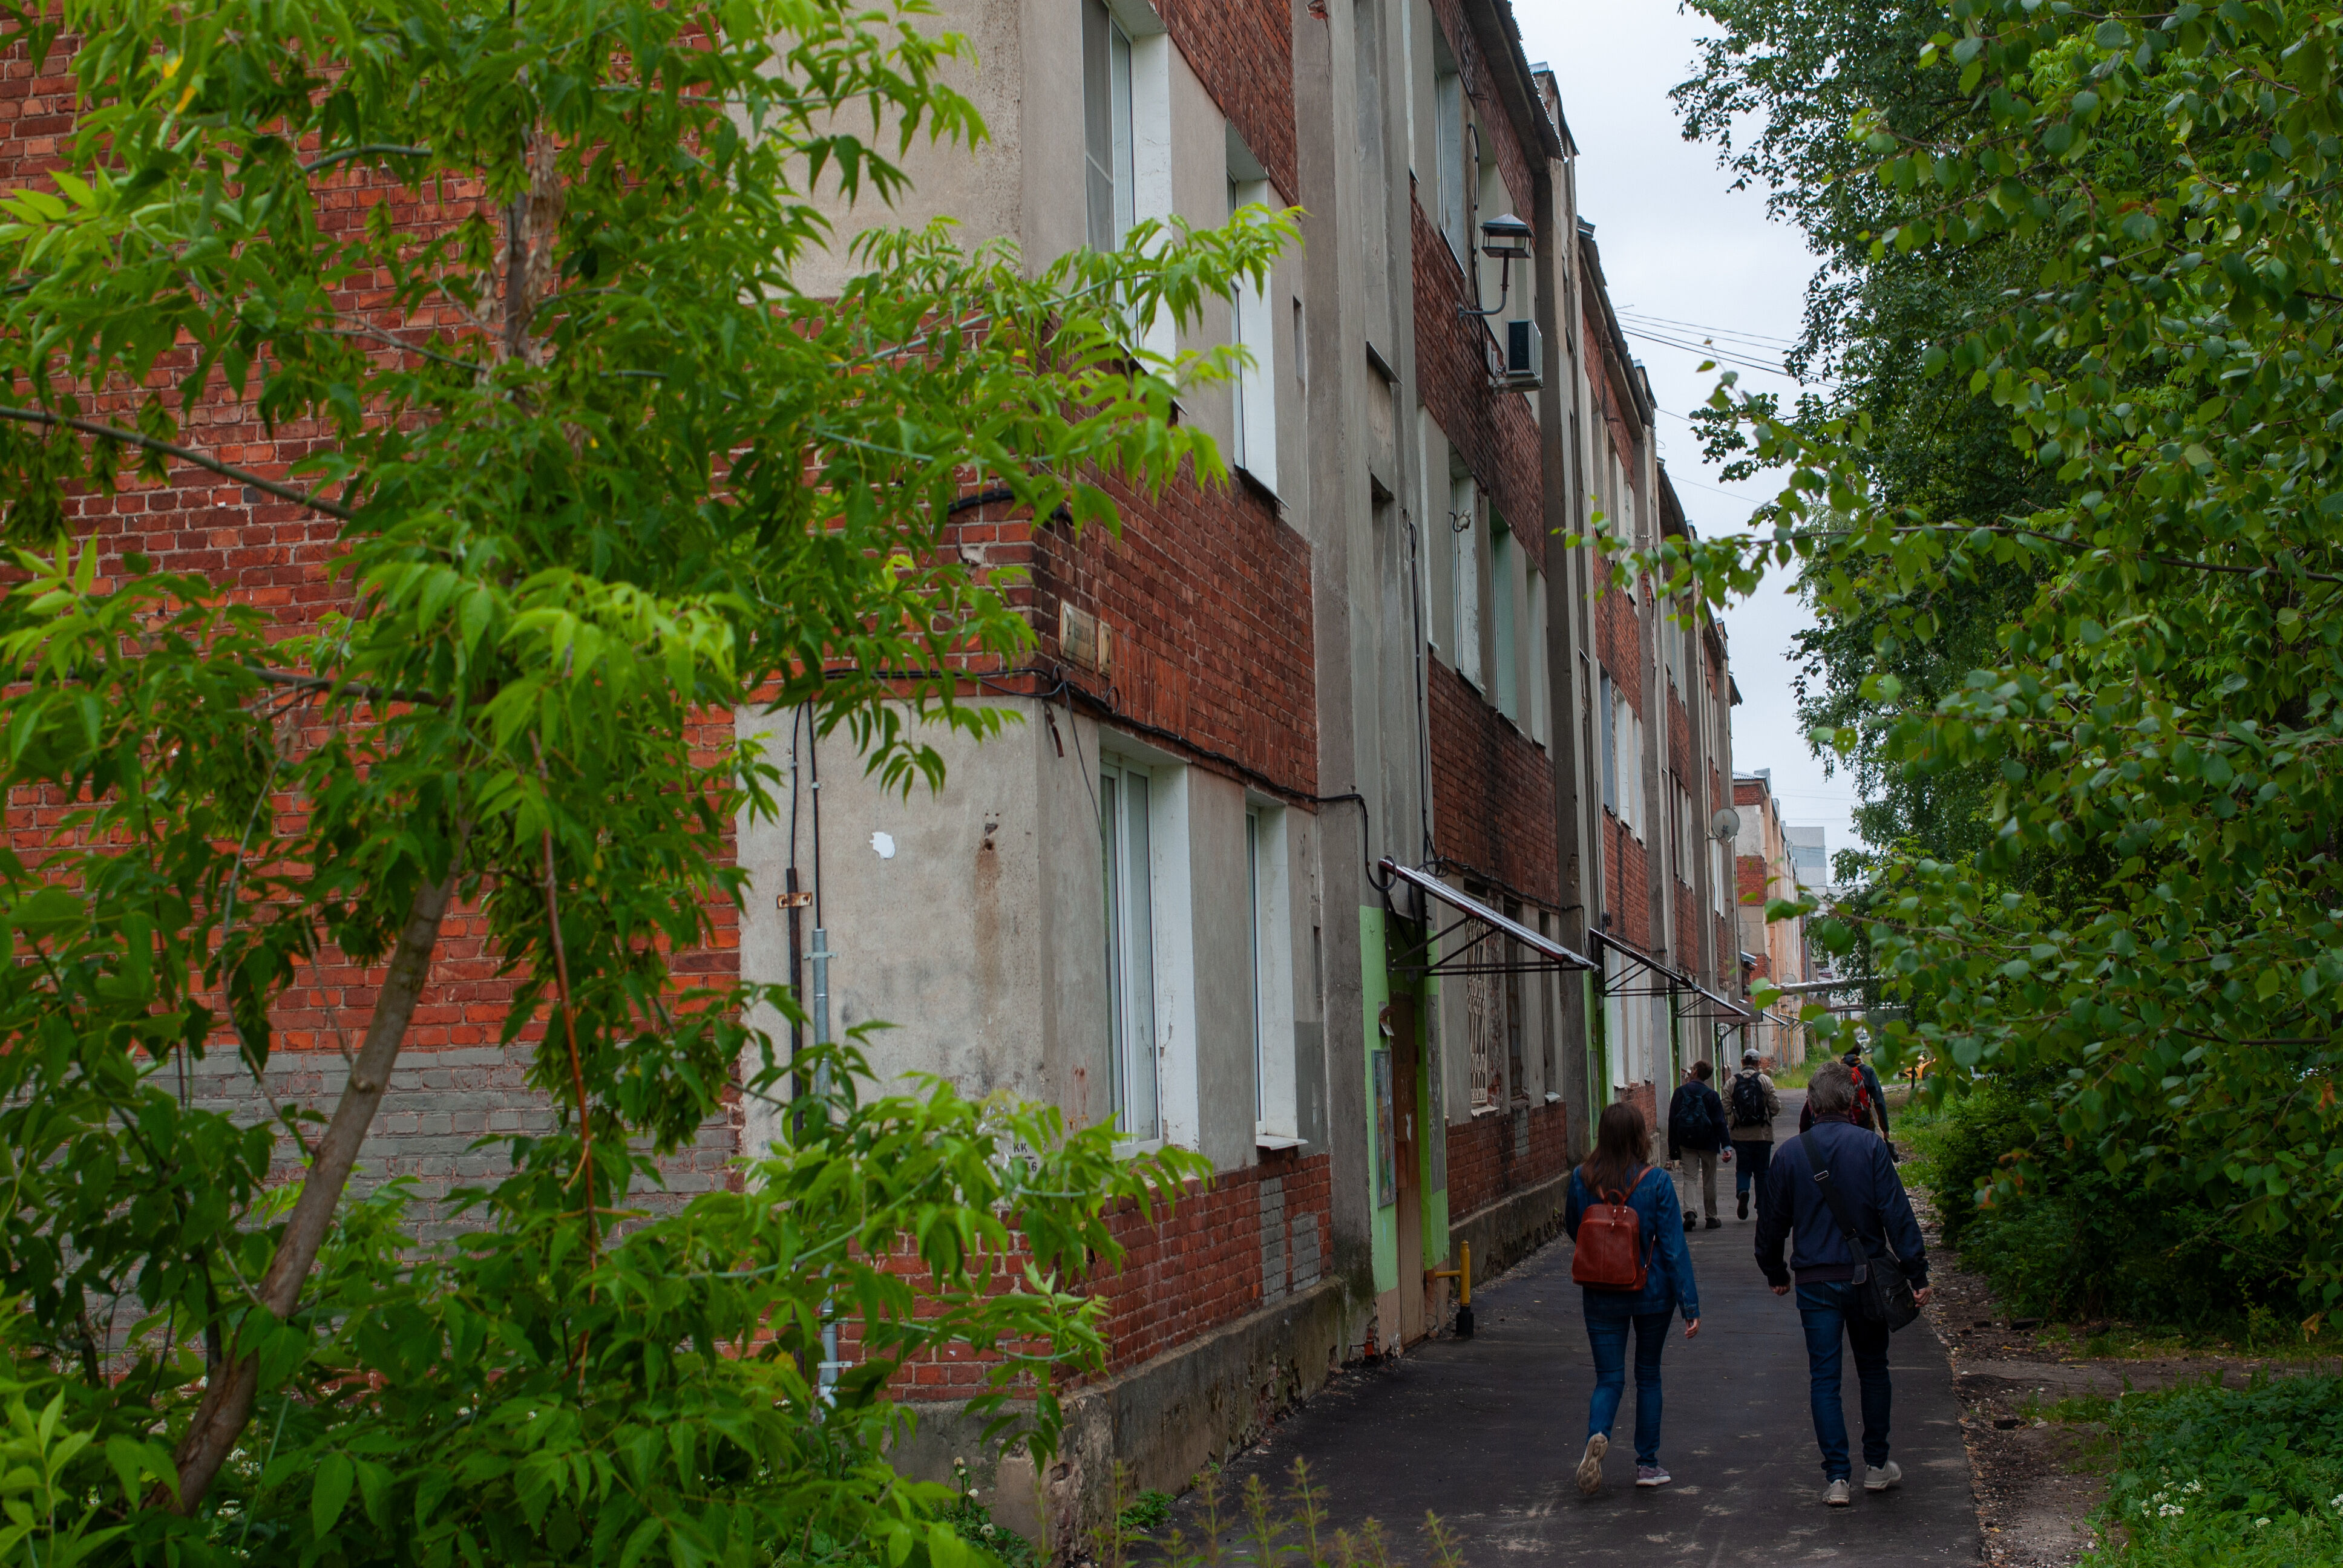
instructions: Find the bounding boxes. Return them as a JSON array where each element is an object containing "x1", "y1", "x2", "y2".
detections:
[
  {"x1": 1666, "y1": 1060, "x2": 1729, "y2": 1231},
  {"x1": 1758, "y1": 1059, "x2": 1931, "y2": 1508}
]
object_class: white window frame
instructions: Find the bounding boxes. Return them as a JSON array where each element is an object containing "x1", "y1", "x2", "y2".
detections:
[
  {"x1": 1082, "y1": 0, "x2": 1136, "y2": 253},
  {"x1": 1227, "y1": 168, "x2": 1277, "y2": 493},
  {"x1": 1451, "y1": 474, "x2": 1480, "y2": 688},
  {"x1": 1599, "y1": 669, "x2": 1617, "y2": 817},
  {"x1": 1490, "y1": 518, "x2": 1518, "y2": 721},
  {"x1": 1527, "y1": 567, "x2": 1550, "y2": 747},
  {"x1": 1248, "y1": 804, "x2": 1299, "y2": 1143},
  {"x1": 1420, "y1": 410, "x2": 1447, "y2": 655},
  {"x1": 1435, "y1": 50, "x2": 1466, "y2": 266},
  {"x1": 1101, "y1": 756, "x2": 1161, "y2": 1145}
]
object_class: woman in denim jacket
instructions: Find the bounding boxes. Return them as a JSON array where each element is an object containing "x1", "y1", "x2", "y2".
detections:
[{"x1": 1563, "y1": 1100, "x2": 1702, "y2": 1492}]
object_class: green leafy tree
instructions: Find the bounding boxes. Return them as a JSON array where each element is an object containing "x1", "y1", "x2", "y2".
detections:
[
  {"x1": 0, "y1": 0, "x2": 1275, "y2": 1556},
  {"x1": 1679, "y1": 0, "x2": 2059, "y2": 875},
  {"x1": 1626, "y1": 0, "x2": 2343, "y2": 1321}
]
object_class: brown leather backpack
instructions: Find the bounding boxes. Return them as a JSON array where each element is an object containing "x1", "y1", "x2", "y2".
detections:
[{"x1": 1571, "y1": 1168, "x2": 1651, "y2": 1291}]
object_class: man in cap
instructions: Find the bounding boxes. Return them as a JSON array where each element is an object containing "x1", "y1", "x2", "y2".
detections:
[{"x1": 1726, "y1": 1046, "x2": 1781, "y2": 1220}]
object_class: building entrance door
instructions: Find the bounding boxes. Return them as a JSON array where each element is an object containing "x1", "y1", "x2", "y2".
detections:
[{"x1": 1389, "y1": 995, "x2": 1426, "y2": 1343}]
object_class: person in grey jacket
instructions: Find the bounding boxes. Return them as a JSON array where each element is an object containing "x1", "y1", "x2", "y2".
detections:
[{"x1": 1757, "y1": 1059, "x2": 1931, "y2": 1508}]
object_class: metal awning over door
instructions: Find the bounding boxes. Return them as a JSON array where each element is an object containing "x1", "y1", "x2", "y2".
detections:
[
  {"x1": 1591, "y1": 929, "x2": 1753, "y2": 1023},
  {"x1": 1378, "y1": 860, "x2": 1596, "y2": 978}
]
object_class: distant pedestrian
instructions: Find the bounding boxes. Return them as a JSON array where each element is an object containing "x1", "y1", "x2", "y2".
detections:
[
  {"x1": 1666, "y1": 1061, "x2": 1728, "y2": 1230},
  {"x1": 1726, "y1": 1047, "x2": 1781, "y2": 1221},
  {"x1": 1797, "y1": 1042, "x2": 1892, "y2": 1143},
  {"x1": 1566, "y1": 1100, "x2": 1700, "y2": 1494},
  {"x1": 1757, "y1": 1060, "x2": 1932, "y2": 1507}
]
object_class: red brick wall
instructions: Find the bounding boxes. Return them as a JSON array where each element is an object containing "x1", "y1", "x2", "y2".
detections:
[
  {"x1": 1026, "y1": 471, "x2": 1319, "y2": 799},
  {"x1": 1427, "y1": 660, "x2": 1556, "y2": 905},
  {"x1": 1617, "y1": 1080, "x2": 1658, "y2": 1142},
  {"x1": 1412, "y1": 204, "x2": 1545, "y2": 562},
  {"x1": 1159, "y1": 0, "x2": 1297, "y2": 204},
  {"x1": 1444, "y1": 1100, "x2": 1571, "y2": 1223},
  {"x1": 879, "y1": 1149, "x2": 1335, "y2": 1398},
  {"x1": 1602, "y1": 815, "x2": 1653, "y2": 952}
]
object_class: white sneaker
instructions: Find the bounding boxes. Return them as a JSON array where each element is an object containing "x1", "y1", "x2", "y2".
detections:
[
  {"x1": 1822, "y1": 1478, "x2": 1852, "y2": 1507},
  {"x1": 1865, "y1": 1461, "x2": 1902, "y2": 1492},
  {"x1": 1576, "y1": 1432, "x2": 1608, "y2": 1495}
]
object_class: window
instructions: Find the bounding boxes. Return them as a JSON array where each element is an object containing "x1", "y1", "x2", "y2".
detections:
[
  {"x1": 1451, "y1": 474, "x2": 1480, "y2": 687},
  {"x1": 1676, "y1": 777, "x2": 1696, "y2": 887},
  {"x1": 1464, "y1": 910, "x2": 1504, "y2": 1111},
  {"x1": 1228, "y1": 162, "x2": 1277, "y2": 491},
  {"x1": 1610, "y1": 693, "x2": 1643, "y2": 840},
  {"x1": 1420, "y1": 411, "x2": 1447, "y2": 655},
  {"x1": 1491, "y1": 518, "x2": 1518, "y2": 721},
  {"x1": 1712, "y1": 835, "x2": 1729, "y2": 918},
  {"x1": 1247, "y1": 807, "x2": 1265, "y2": 1123},
  {"x1": 1248, "y1": 805, "x2": 1299, "y2": 1141},
  {"x1": 1502, "y1": 901, "x2": 1527, "y2": 1108},
  {"x1": 1435, "y1": 49, "x2": 1466, "y2": 265},
  {"x1": 1082, "y1": 0, "x2": 1135, "y2": 253},
  {"x1": 1101, "y1": 757, "x2": 1158, "y2": 1142},
  {"x1": 1537, "y1": 912, "x2": 1559, "y2": 1091},
  {"x1": 1599, "y1": 669, "x2": 1617, "y2": 816},
  {"x1": 1527, "y1": 567, "x2": 1550, "y2": 746}
]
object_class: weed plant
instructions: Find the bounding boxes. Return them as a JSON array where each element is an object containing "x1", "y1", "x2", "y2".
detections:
[
  {"x1": 1089, "y1": 1462, "x2": 1458, "y2": 1568},
  {"x1": 2070, "y1": 1375, "x2": 2343, "y2": 1566}
]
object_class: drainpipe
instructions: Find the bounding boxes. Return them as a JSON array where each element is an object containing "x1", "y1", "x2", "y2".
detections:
[{"x1": 811, "y1": 924, "x2": 839, "y2": 1403}]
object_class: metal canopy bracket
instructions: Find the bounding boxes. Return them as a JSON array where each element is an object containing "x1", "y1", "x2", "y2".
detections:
[
  {"x1": 1592, "y1": 929, "x2": 1754, "y2": 1024},
  {"x1": 1378, "y1": 860, "x2": 1595, "y2": 978}
]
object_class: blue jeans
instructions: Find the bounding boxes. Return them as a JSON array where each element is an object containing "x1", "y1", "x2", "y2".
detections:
[
  {"x1": 1797, "y1": 1280, "x2": 1893, "y2": 1480},
  {"x1": 1735, "y1": 1140, "x2": 1774, "y2": 1216},
  {"x1": 1584, "y1": 1307, "x2": 1672, "y2": 1465}
]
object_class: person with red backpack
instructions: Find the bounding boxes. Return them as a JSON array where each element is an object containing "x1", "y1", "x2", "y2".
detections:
[
  {"x1": 1798, "y1": 1042, "x2": 1891, "y2": 1144},
  {"x1": 1564, "y1": 1100, "x2": 1702, "y2": 1495}
]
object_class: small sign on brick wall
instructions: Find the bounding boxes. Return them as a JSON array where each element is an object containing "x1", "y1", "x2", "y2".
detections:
[{"x1": 1058, "y1": 601, "x2": 1113, "y2": 676}]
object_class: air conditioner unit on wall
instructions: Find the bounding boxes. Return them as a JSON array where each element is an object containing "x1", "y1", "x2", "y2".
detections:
[{"x1": 1501, "y1": 319, "x2": 1543, "y2": 390}]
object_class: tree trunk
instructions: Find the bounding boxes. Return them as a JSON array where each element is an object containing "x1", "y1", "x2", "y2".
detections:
[{"x1": 166, "y1": 861, "x2": 462, "y2": 1514}]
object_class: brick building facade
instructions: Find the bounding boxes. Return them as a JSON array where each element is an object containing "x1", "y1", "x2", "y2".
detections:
[{"x1": 2, "y1": 0, "x2": 1754, "y2": 1553}]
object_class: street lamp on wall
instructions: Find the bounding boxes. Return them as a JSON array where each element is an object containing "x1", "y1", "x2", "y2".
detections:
[{"x1": 1460, "y1": 212, "x2": 1533, "y2": 320}]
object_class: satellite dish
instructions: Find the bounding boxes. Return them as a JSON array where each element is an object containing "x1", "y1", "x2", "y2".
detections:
[{"x1": 1709, "y1": 807, "x2": 1742, "y2": 843}]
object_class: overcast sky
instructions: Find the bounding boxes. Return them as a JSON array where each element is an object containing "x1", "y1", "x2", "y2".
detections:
[{"x1": 1517, "y1": 1, "x2": 1866, "y2": 864}]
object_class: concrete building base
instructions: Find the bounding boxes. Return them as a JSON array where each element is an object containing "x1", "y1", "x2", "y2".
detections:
[
  {"x1": 894, "y1": 1276, "x2": 1358, "y2": 1558},
  {"x1": 1448, "y1": 1168, "x2": 1573, "y2": 1294}
]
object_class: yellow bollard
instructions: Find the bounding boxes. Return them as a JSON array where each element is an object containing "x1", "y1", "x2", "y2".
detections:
[{"x1": 1429, "y1": 1241, "x2": 1473, "y2": 1336}]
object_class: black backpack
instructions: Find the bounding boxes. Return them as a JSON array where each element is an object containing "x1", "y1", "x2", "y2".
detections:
[
  {"x1": 1676, "y1": 1089, "x2": 1718, "y2": 1146},
  {"x1": 1730, "y1": 1071, "x2": 1768, "y2": 1129}
]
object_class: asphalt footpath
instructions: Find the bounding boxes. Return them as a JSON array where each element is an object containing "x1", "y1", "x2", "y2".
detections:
[{"x1": 1160, "y1": 1090, "x2": 1978, "y2": 1566}]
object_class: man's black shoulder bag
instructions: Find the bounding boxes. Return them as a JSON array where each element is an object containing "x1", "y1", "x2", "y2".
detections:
[{"x1": 1799, "y1": 1132, "x2": 1922, "y2": 1332}]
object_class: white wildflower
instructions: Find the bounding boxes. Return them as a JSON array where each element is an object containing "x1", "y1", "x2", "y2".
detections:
[
  {"x1": 2255, "y1": 1517, "x2": 2271, "y2": 1529},
  {"x1": 2157, "y1": 1503, "x2": 2186, "y2": 1518}
]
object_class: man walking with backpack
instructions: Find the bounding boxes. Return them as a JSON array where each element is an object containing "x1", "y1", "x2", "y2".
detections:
[
  {"x1": 1798, "y1": 1041, "x2": 1892, "y2": 1145},
  {"x1": 1758, "y1": 1059, "x2": 1932, "y2": 1507},
  {"x1": 1726, "y1": 1048, "x2": 1780, "y2": 1220},
  {"x1": 1666, "y1": 1060, "x2": 1729, "y2": 1230}
]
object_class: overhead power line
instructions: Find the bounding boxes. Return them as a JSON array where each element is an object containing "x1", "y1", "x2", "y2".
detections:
[
  {"x1": 1616, "y1": 324, "x2": 1815, "y2": 383},
  {"x1": 1615, "y1": 308, "x2": 1803, "y2": 351}
]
